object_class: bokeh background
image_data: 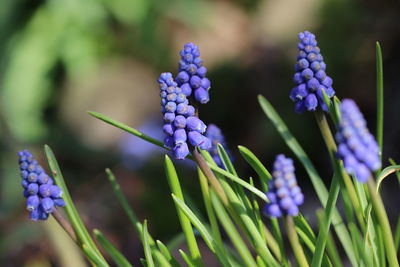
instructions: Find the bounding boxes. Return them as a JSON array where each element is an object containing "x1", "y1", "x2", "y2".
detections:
[{"x1": 1, "y1": 0, "x2": 400, "y2": 266}]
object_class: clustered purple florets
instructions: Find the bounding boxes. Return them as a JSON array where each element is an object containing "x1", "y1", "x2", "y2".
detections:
[
  {"x1": 18, "y1": 150, "x2": 65, "y2": 221},
  {"x1": 263, "y1": 154, "x2": 304, "y2": 217},
  {"x1": 175, "y1": 43, "x2": 211, "y2": 104},
  {"x1": 205, "y1": 124, "x2": 232, "y2": 168},
  {"x1": 335, "y1": 99, "x2": 381, "y2": 183},
  {"x1": 159, "y1": 72, "x2": 211, "y2": 159},
  {"x1": 290, "y1": 31, "x2": 335, "y2": 113}
]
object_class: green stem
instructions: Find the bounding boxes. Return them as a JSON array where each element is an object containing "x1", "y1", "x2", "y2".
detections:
[
  {"x1": 285, "y1": 216, "x2": 309, "y2": 267},
  {"x1": 367, "y1": 179, "x2": 399, "y2": 267},
  {"x1": 197, "y1": 168, "x2": 224, "y2": 249},
  {"x1": 314, "y1": 111, "x2": 336, "y2": 162},
  {"x1": 193, "y1": 149, "x2": 229, "y2": 205}
]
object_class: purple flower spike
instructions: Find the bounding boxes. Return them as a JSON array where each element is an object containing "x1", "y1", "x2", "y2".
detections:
[
  {"x1": 205, "y1": 124, "x2": 233, "y2": 168},
  {"x1": 263, "y1": 154, "x2": 304, "y2": 218},
  {"x1": 176, "y1": 43, "x2": 211, "y2": 104},
  {"x1": 159, "y1": 72, "x2": 211, "y2": 160},
  {"x1": 18, "y1": 150, "x2": 65, "y2": 221},
  {"x1": 335, "y1": 99, "x2": 381, "y2": 183},
  {"x1": 291, "y1": 31, "x2": 335, "y2": 113}
]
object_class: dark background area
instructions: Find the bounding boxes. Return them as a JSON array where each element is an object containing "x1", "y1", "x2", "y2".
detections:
[{"x1": 1, "y1": 0, "x2": 399, "y2": 266}]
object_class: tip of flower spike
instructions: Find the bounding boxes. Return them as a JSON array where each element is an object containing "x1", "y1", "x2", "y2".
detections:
[
  {"x1": 291, "y1": 31, "x2": 335, "y2": 112},
  {"x1": 177, "y1": 42, "x2": 211, "y2": 104}
]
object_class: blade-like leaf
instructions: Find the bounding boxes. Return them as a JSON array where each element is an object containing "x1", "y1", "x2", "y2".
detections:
[
  {"x1": 207, "y1": 163, "x2": 268, "y2": 202},
  {"x1": 238, "y1": 145, "x2": 271, "y2": 191},
  {"x1": 44, "y1": 145, "x2": 108, "y2": 266},
  {"x1": 311, "y1": 169, "x2": 341, "y2": 267},
  {"x1": 156, "y1": 240, "x2": 180, "y2": 267},
  {"x1": 172, "y1": 194, "x2": 231, "y2": 267},
  {"x1": 142, "y1": 220, "x2": 155, "y2": 267},
  {"x1": 88, "y1": 111, "x2": 165, "y2": 149},
  {"x1": 258, "y1": 95, "x2": 356, "y2": 265},
  {"x1": 105, "y1": 169, "x2": 144, "y2": 238},
  {"x1": 210, "y1": 191, "x2": 258, "y2": 267},
  {"x1": 82, "y1": 244, "x2": 109, "y2": 267},
  {"x1": 179, "y1": 250, "x2": 197, "y2": 267},
  {"x1": 93, "y1": 229, "x2": 132, "y2": 267},
  {"x1": 376, "y1": 42, "x2": 384, "y2": 162},
  {"x1": 164, "y1": 156, "x2": 202, "y2": 265},
  {"x1": 376, "y1": 165, "x2": 400, "y2": 191}
]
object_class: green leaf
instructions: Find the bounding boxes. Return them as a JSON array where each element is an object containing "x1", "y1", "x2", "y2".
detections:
[
  {"x1": 142, "y1": 220, "x2": 155, "y2": 267},
  {"x1": 257, "y1": 95, "x2": 357, "y2": 266},
  {"x1": 210, "y1": 191, "x2": 258, "y2": 267},
  {"x1": 201, "y1": 150, "x2": 279, "y2": 266},
  {"x1": 105, "y1": 169, "x2": 145, "y2": 239},
  {"x1": 207, "y1": 163, "x2": 268, "y2": 202},
  {"x1": 376, "y1": 165, "x2": 400, "y2": 191},
  {"x1": 218, "y1": 144, "x2": 257, "y2": 231},
  {"x1": 179, "y1": 250, "x2": 197, "y2": 267},
  {"x1": 376, "y1": 42, "x2": 384, "y2": 162},
  {"x1": 311, "y1": 169, "x2": 341, "y2": 267},
  {"x1": 172, "y1": 194, "x2": 231, "y2": 267},
  {"x1": 164, "y1": 156, "x2": 202, "y2": 265},
  {"x1": 82, "y1": 244, "x2": 109, "y2": 267},
  {"x1": 238, "y1": 145, "x2": 271, "y2": 191},
  {"x1": 394, "y1": 218, "x2": 400, "y2": 252},
  {"x1": 44, "y1": 145, "x2": 108, "y2": 266},
  {"x1": 196, "y1": 168, "x2": 224, "y2": 252},
  {"x1": 88, "y1": 111, "x2": 165, "y2": 149},
  {"x1": 156, "y1": 240, "x2": 180, "y2": 267},
  {"x1": 389, "y1": 159, "x2": 400, "y2": 186},
  {"x1": 349, "y1": 224, "x2": 374, "y2": 267},
  {"x1": 93, "y1": 229, "x2": 132, "y2": 267}
]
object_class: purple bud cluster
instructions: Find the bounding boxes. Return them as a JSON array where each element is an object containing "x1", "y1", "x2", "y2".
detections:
[
  {"x1": 263, "y1": 154, "x2": 304, "y2": 217},
  {"x1": 290, "y1": 31, "x2": 335, "y2": 113},
  {"x1": 159, "y1": 73, "x2": 211, "y2": 159},
  {"x1": 18, "y1": 150, "x2": 65, "y2": 221},
  {"x1": 175, "y1": 42, "x2": 211, "y2": 104},
  {"x1": 335, "y1": 99, "x2": 380, "y2": 183},
  {"x1": 205, "y1": 124, "x2": 232, "y2": 168}
]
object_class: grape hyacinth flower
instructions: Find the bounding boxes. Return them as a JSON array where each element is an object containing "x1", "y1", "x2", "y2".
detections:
[
  {"x1": 175, "y1": 42, "x2": 211, "y2": 104},
  {"x1": 263, "y1": 154, "x2": 304, "y2": 217},
  {"x1": 335, "y1": 99, "x2": 381, "y2": 183},
  {"x1": 159, "y1": 72, "x2": 211, "y2": 160},
  {"x1": 205, "y1": 124, "x2": 232, "y2": 168},
  {"x1": 18, "y1": 150, "x2": 65, "y2": 221},
  {"x1": 290, "y1": 31, "x2": 335, "y2": 113}
]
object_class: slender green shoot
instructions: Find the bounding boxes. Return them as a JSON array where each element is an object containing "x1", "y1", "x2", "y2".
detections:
[
  {"x1": 164, "y1": 156, "x2": 202, "y2": 266},
  {"x1": 311, "y1": 169, "x2": 341, "y2": 267},
  {"x1": 44, "y1": 145, "x2": 108, "y2": 266},
  {"x1": 376, "y1": 42, "x2": 384, "y2": 163},
  {"x1": 93, "y1": 229, "x2": 132, "y2": 267},
  {"x1": 367, "y1": 178, "x2": 399, "y2": 267},
  {"x1": 286, "y1": 216, "x2": 309, "y2": 267},
  {"x1": 143, "y1": 220, "x2": 155, "y2": 267}
]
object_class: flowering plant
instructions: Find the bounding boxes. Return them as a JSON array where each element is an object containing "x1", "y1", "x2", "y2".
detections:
[{"x1": 15, "y1": 32, "x2": 399, "y2": 267}]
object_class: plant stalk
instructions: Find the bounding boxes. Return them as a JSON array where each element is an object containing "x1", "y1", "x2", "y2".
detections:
[
  {"x1": 52, "y1": 208, "x2": 77, "y2": 242},
  {"x1": 193, "y1": 149, "x2": 229, "y2": 205},
  {"x1": 285, "y1": 216, "x2": 309, "y2": 267},
  {"x1": 367, "y1": 178, "x2": 398, "y2": 267}
]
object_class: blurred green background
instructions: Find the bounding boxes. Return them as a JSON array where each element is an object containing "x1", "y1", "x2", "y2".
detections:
[{"x1": 1, "y1": 0, "x2": 400, "y2": 266}]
